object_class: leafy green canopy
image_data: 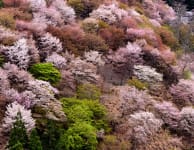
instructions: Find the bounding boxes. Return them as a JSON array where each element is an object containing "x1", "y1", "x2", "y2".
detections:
[{"x1": 29, "y1": 63, "x2": 61, "y2": 84}]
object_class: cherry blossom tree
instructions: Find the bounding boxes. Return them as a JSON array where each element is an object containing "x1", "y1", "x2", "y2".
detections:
[
  {"x1": 133, "y1": 65, "x2": 163, "y2": 83},
  {"x1": 46, "y1": 52, "x2": 67, "y2": 69},
  {"x1": 2, "y1": 38, "x2": 31, "y2": 69},
  {"x1": 169, "y1": 79, "x2": 194, "y2": 107},
  {"x1": 37, "y1": 32, "x2": 63, "y2": 61},
  {"x1": 129, "y1": 111, "x2": 163, "y2": 144},
  {"x1": 90, "y1": 3, "x2": 128, "y2": 24},
  {"x1": 3, "y1": 101, "x2": 35, "y2": 132}
]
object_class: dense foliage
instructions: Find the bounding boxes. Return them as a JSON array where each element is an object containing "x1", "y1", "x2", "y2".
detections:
[
  {"x1": 29, "y1": 63, "x2": 61, "y2": 84},
  {"x1": 0, "y1": 0, "x2": 194, "y2": 149}
]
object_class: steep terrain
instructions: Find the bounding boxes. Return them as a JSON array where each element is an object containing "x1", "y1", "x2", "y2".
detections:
[{"x1": 0, "y1": 0, "x2": 194, "y2": 149}]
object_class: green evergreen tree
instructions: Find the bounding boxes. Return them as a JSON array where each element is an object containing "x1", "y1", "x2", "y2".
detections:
[
  {"x1": 40, "y1": 120, "x2": 63, "y2": 150},
  {"x1": 29, "y1": 129, "x2": 43, "y2": 150},
  {"x1": 8, "y1": 112, "x2": 28, "y2": 149},
  {"x1": 9, "y1": 141, "x2": 24, "y2": 150},
  {"x1": 0, "y1": 0, "x2": 3, "y2": 8}
]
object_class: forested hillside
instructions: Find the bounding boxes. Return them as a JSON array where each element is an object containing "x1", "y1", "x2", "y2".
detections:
[{"x1": 0, "y1": 0, "x2": 194, "y2": 150}]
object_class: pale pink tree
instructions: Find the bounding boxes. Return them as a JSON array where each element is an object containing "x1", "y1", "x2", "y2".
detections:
[
  {"x1": 3, "y1": 101, "x2": 35, "y2": 132},
  {"x1": 90, "y1": 3, "x2": 128, "y2": 24}
]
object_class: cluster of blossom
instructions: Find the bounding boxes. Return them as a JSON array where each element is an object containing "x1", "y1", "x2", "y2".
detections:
[
  {"x1": 116, "y1": 42, "x2": 143, "y2": 64},
  {"x1": 27, "y1": 0, "x2": 46, "y2": 11},
  {"x1": 179, "y1": 107, "x2": 194, "y2": 136},
  {"x1": 129, "y1": 111, "x2": 163, "y2": 144},
  {"x1": 142, "y1": 0, "x2": 176, "y2": 23},
  {"x1": 46, "y1": 52, "x2": 67, "y2": 69},
  {"x1": 3, "y1": 101, "x2": 35, "y2": 132},
  {"x1": 37, "y1": 32, "x2": 63, "y2": 60},
  {"x1": 90, "y1": 3, "x2": 128, "y2": 24},
  {"x1": 154, "y1": 101, "x2": 194, "y2": 136},
  {"x1": 83, "y1": 51, "x2": 105, "y2": 66},
  {"x1": 154, "y1": 101, "x2": 180, "y2": 128},
  {"x1": 30, "y1": 0, "x2": 76, "y2": 26},
  {"x1": 133, "y1": 65, "x2": 163, "y2": 83},
  {"x1": 0, "y1": 68, "x2": 10, "y2": 94},
  {"x1": 2, "y1": 39, "x2": 30, "y2": 69},
  {"x1": 16, "y1": 20, "x2": 47, "y2": 34},
  {"x1": 69, "y1": 58, "x2": 102, "y2": 84},
  {"x1": 169, "y1": 79, "x2": 194, "y2": 106},
  {"x1": 50, "y1": 0, "x2": 76, "y2": 24},
  {"x1": 27, "y1": 79, "x2": 58, "y2": 104},
  {"x1": 38, "y1": 32, "x2": 63, "y2": 52},
  {"x1": 0, "y1": 25, "x2": 17, "y2": 41},
  {"x1": 5, "y1": 89, "x2": 36, "y2": 109},
  {"x1": 3, "y1": 63, "x2": 33, "y2": 90},
  {"x1": 118, "y1": 86, "x2": 154, "y2": 115},
  {"x1": 127, "y1": 28, "x2": 157, "y2": 42}
]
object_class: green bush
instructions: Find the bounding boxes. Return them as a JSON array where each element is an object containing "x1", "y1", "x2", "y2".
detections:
[
  {"x1": 77, "y1": 83, "x2": 101, "y2": 100},
  {"x1": 61, "y1": 98, "x2": 109, "y2": 131},
  {"x1": 128, "y1": 77, "x2": 148, "y2": 90},
  {"x1": 29, "y1": 63, "x2": 61, "y2": 84},
  {"x1": 57, "y1": 122, "x2": 97, "y2": 150}
]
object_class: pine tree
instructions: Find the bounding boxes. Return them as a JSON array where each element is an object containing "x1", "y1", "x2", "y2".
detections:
[
  {"x1": 8, "y1": 112, "x2": 28, "y2": 149},
  {"x1": 29, "y1": 129, "x2": 43, "y2": 150},
  {"x1": 9, "y1": 141, "x2": 24, "y2": 150}
]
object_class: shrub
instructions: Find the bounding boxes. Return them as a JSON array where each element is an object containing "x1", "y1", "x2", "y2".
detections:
[
  {"x1": 98, "y1": 26, "x2": 126, "y2": 50},
  {"x1": 0, "y1": 11, "x2": 15, "y2": 29},
  {"x1": 77, "y1": 83, "x2": 101, "y2": 100},
  {"x1": 80, "y1": 33, "x2": 109, "y2": 52},
  {"x1": 46, "y1": 25, "x2": 84, "y2": 56},
  {"x1": 156, "y1": 26, "x2": 180, "y2": 51},
  {"x1": 68, "y1": 0, "x2": 101, "y2": 18},
  {"x1": 182, "y1": 69, "x2": 192, "y2": 80},
  {"x1": 29, "y1": 63, "x2": 61, "y2": 85},
  {"x1": 128, "y1": 77, "x2": 148, "y2": 90},
  {"x1": 82, "y1": 18, "x2": 99, "y2": 33},
  {"x1": 57, "y1": 122, "x2": 97, "y2": 150},
  {"x1": 0, "y1": 36, "x2": 16, "y2": 46}
]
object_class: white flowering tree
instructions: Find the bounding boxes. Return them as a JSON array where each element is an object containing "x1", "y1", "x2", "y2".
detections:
[
  {"x1": 46, "y1": 53, "x2": 67, "y2": 69},
  {"x1": 179, "y1": 107, "x2": 194, "y2": 136},
  {"x1": 2, "y1": 39, "x2": 30, "y2": 69},
  {"x1": 129, "y1": 111, "x2": 163, "y2": 144},
  {"x1": 3, "y1": 101, "x2": 35, "y2": 132},
  {"x1": 27, "y1": 79, "x2": 58, "y2": 103},
  {"x1": 50, "y1": 0, "x2": 76, "y2": 24},
  {"x1": 133, "y1": 65, "x2": 163, "y2": 83},
  {"x1": 90, "y1": 3, "x2": 128, "y2": 24}
]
